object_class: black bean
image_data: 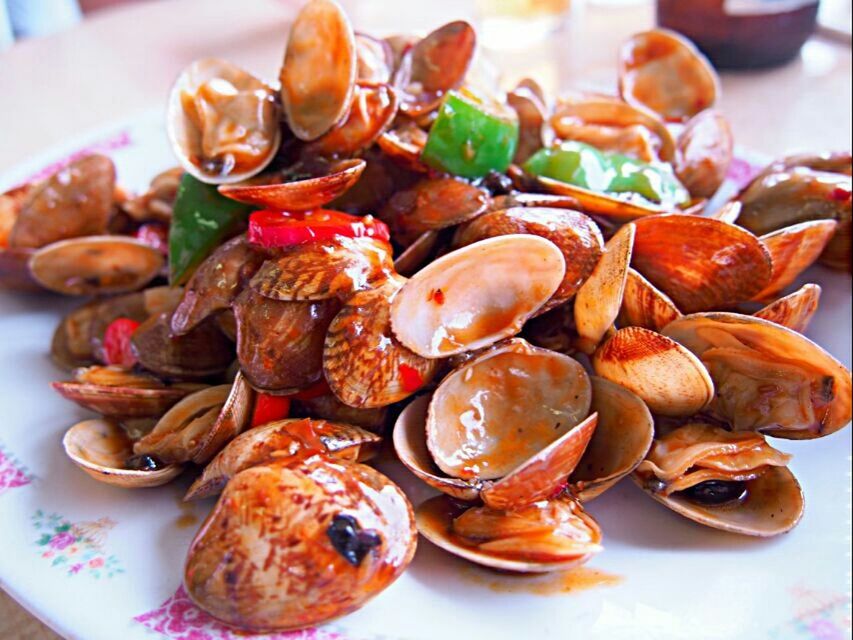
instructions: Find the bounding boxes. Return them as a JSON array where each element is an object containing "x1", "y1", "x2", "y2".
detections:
[
  {"x1": 681, "y1": 480, "x2": 747, "y2": 506},
  {"x1": 124, "y1": 454, "x2": 164, "y2": 471},
  {"x1": 326, "y1": 514, "x2": 382, "y2": 566}
]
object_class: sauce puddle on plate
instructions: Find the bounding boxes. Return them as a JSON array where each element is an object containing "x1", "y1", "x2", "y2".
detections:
[
  {"x1": 462, "y1": 566, "x2": 623, "y2": 595},
  {"x1": 173, "y1": 492, "x2": 199, "y2": 529}
]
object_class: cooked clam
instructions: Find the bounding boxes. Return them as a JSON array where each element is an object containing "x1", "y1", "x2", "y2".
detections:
[
  {"x1": 185, "y1": 456, "x2": 416, "y2": 631},
  {"x1": 592, "y1": 326, "x2": 715, "y2": 417},
  {"x1": 631, "y1": 214, "x2": 772, "y2": 313},
  {"x1": 185, "y1": 418, "x2": 382, "y2": 500},
  {"x1": 574, "y1": 223, "x2": 634, "y2": 353},
  {"x1": 674, "y1": 110, "x2": 733, "y2": 199},
  {"x1": 617, "y1": 268, "x2": 682, "y2": 333},
  {"x1": 8, "y1": 155, "x2": 115, "y2": 249},
  {"x1": 168, "y1": 58, "x2": 280, "y2": 183},
  {"x1": 390, "y1": 235, "x2": 565, "y2": 358},
  {"x1": 324, "y1": 278, "x2": 438, "y2": 409},
  {"x1": 280, "y1": 0, "x2": 357, "y2": 141},
  {"x1": 619, "y1": 29, "x2": 718, "y2": 122},
  {"x1": 663, "y1": 313, "x2": 852, "y2": 439},
  {"x1": 63, "y1": 418, "x2": 182, "y2": 488},
  {"x1": 754, "y1": 283, "x2": 821, "y2": 333},
  {"x1": 28, "y1": 236, "x2": 164, "y2": 296},
  {"x1": 634, "y1": 423, "x2": 803, "y2": 536}
]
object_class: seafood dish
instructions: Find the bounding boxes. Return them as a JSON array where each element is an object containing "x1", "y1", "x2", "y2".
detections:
[{"x1": 1, "y1": 0, "x2": 850, "y2": 633}]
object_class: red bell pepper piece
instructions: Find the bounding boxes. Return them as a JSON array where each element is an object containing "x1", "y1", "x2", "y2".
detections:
[
  {"x1": 247, "y1": 209, "x2": 390, "y2": 248},
  {"x1": 102, "y1": 318, "x2": 141, "y2": 368}
]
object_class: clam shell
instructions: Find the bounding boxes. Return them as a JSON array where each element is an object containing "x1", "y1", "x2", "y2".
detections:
[
  {"x1": 51, "y1": 379, "x2": 199, "y2": 419},
  {"x1": 619, "y1": 29, "x2": 718, "y2": 122},
  {"x1": 305, "y1": 82, "x2": 399, "y2": 157},
  {"x1": 167, "y1": 58, "x2": 280, "y2": 184},
  {"x1": 190, "y1": 373, "x2": 256, "y2": 465},
  {"x1": 570, "y1": 377, "x2": 654, "y2": 501},
  {"x1": 377, "y1": 122, "x2": 430, "y2": 173},
  {"x1": 631, "y1": 214, "x2": 772, "y2": 313},
  {"x1": 393, "y1": 230, "x2": 441, "y2": 277},
  {"x1": 250, "y1": 236, "x2": 393, "y2": 302},
  {"x1": 427, "y1": 339, "x2": 592, "y2": 481},
  {"x1": 280, "y1": 0, "x2": 356, "y2": 141},
  {"x1": 134, "y1": 385, "x2": 233, "y2": 464},
  {"x1": 592, "y1": 326, "x2": 715, "y2": 417},
  {"x1": 707, "y1": 200, "x2": 742, "y2": 224},
  {"x1": 63, "y1": 419, "x2": 182, "y2": 488},
  {"x1": 663, "y1": 313, "x2": 852, "y2": 439},
  {"x1": 416, "y1": 495, "x2": 601, "y2": 573},
  {"x1": 574, "y1": 223, "x2": 635, "y2": 354},
  {"x1": 355, "y1": 33, "x2": 393, "y2": 83},
  {"x1": 185, "y1": 418, "x2": 382, "y2": 500},
  {"x1": 392, "y1": 395, "x2": 485, "y2": 501},
  {"x1": 507, "y1": 82, "x2": 547, "y2": 164},
  {"x1": 753, "y1": 220, "x2": 838, "y2": 301},
  {"x1": 324, "y1": 279, "x2": 438, "y2": 409},
  {"x1": 633, "y1": 465, "x2": 804, "y2": 537},
  {"x1": 754, "y1": 284, "x2": 821, "y2": 333},
  {"x1": 480, "y1": 413, "x2": 598, "y2": 510},
  {"x1": 674, "y1": 110, "x2": 733, "y2": 199},
  {"x1": 454, "y1": 207, "x2": 604, "y2": 312},
  {"x1": 8, "y1": 155, "x2": 115, "y2": 249},
  {"x1": 394, "y1": 21, "x2": 476, "y2": 117},
  {"x1": 218, "y1": 159, "x2": 366, "y2": 211},
  {"x1": 185, "y1": 457, "x2": 416, "y2": 631},
  {"x1": 291, "y1": 392, "x2": 389, "y2": 433},
  {"x1": 28, "y1": 236, "x2": 163, "y2": 296},
  {"x1": 0, "y1": 248, "x2": 41, "y2": 292},
  {"x1": 617, "y1": 268, "x2": 682, "y2": 333},
  {"x1": 390, "y1": 235, "x2": 566, "y2": 358},
  {"x1": 382, "y1": 178, "x2": 489, "y2": 245},
  {"x1": 171, "y1": 235, "x2": 263, "y2": 336}
]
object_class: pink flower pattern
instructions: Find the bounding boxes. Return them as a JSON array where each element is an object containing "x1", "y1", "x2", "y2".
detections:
[
  {"x1": 134, "y1": 586, "x2": 354, "y2": 640},
  {"x1": 0, "y1": 443, "x2": 32, "y2": 495}
]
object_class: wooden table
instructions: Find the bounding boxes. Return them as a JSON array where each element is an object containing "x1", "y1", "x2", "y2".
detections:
[{"x1": 0, "y1": 0, "x2": 850, "y2": 637}]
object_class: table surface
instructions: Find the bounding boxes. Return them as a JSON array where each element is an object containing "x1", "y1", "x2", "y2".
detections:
[{"x1": 0, "y1": 0, "x2": 850, "y2": 637}]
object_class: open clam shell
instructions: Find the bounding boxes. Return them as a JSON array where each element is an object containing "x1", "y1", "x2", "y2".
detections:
[
  {"x1": 28, "y1": 236, "x2": 164, "y2": 296},
  {"x1": 663, "y1": 313, "x2": 852, "y2": 439},
  {"x1": 324, "y1": 278, "x2": 438, "y2": 409},
  {"x1": 185, "y1": 456, "x2": 416, "y2": 632},
  {"x1": 189, "y1": 373, "x2": 256, "y2": 465},
  {"x1": 185, "y1": 418, "x2": 382, "y2": 500},
  {"x1": 305, "y1": 82, "x2": 399, "y2": 157},
  {"x1": 754, "y1": 283, "x2": 821, "y2": 333},
  {"x1": 280, "y1": 0, "x2": 357, "y2": 141},
  {"x1": 636, "y1": 466, "x2": 804, "y2": 537},
  {"x1": 355, "y1": 33, "x2": 393, "y2": 83},
  {"x1": 592, "y1": 327, "x2": 715, "y2": 417},
  {"x1": 570, "y1": 377, "x2": 654, "y2": 502},
  {"x1": 167, "y1": 58, "x2": 280, "y2": 184},
  {"x1": 507, "y1": 82, "x2": 547, "y2": 164},
  {"x1": 454, "y1": 207, "x2": 604, "y2": 312},
  {"x1": 752, "y1": 220, "x2": 837, "y2": 302},
  {"x1": 63, "y1": 419, "x2": 183, "y2": 488},
  {"x1": 52, "y1": 367, "x2": 203, "y2": 418},
  {"x1": 393, "y1": 21, "x2": 476, "y2": 117},
  {"x1": 377, "y1": 122, "x2": 430, "y2": 173},
  {"x1": 631, "y1": 214, "x2": 772, "y2": 313},
  {"x1": 551, "y1": 98, "x2": 676, "y2": 163},
  {"x1": 618, "y1": 29, "x2": 718, "y2": 122},
  {"x1": 8, "y1": 155, "x2": 115, "y2": 249},
  {"x1": 574, "y1": 223, "x2": 634, "y2": 353},
  {"x1": 426, "y1": 339, "x2": 592, "y2": 481},
  {"x1": 393, "y1": 395, "x2": 485, "y2": 501},
  {"x1": 617, "y1": 268, "x2": 682, "y2": 333},
  {"x1": 390, "y1": 235, "x2": 565, "y2": 358},
  {"x1": 416, "y1": 494, "x2": 602, "y2": 573},
  {"x1": 133, "y1": 385, "x2": 233, "y2": 464},
  {"x1": 393, "y1": 230, "x2": 442, "y2": 277},
  {"x1": 674, "y1": 110, "x2": 733, "y2": 199},
  {"x1": 218, "y1": 159, "x2": 366, "y2": 211},
  {"x1": 250, "y1": 236, "x2": 394, "y2": 302}
]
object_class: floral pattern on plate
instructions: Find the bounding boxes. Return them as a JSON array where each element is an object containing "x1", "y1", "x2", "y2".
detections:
[
  {"x1": 0, "y1": 441, "x2": 33, "y2": 495},
  {"x1": 769, "y1": 585, "x2": 852, "y2": 640},
  {"x1": 33, "y1": 510, "x2": 124, "y2": 578},
  {"x1": 133, "y1": 585, "x2": 354, "y2": 640}
]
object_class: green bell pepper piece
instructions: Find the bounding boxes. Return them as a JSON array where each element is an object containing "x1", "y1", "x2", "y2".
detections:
[
  {"x1": 168, "y1": 173, "x2": 254, "y2": 285},
  {"x1": 421, "y1": 91, "x2": 519, "y2": 179},
  {"x1": 523, "y1": 141, "x2": 689, "y2": 207}
]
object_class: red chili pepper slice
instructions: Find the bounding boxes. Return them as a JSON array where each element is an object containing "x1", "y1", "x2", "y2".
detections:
[
  {"x1": 398, "y1": 364, "x2": 425, "y2": 392},
  {"x1": 102, "y1": 318, "x2": 141, "y2": 368},
  {"x1": 247, "y1": 209, "x2": 391, "y2": 248},
  {"x1": 830, "y1": 187, "x2": 852, "y2": 202},
  {"x1": 288, "y1": 378, "x2": 332, "y2": 401},
  {"x1": 251, "y1": 393, "x2": 292, "y2": 427}
]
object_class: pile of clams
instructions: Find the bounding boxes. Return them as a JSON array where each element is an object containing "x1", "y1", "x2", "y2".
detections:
[{"x1": 2, "y1": 0, "x2": 849, "y2": 633}]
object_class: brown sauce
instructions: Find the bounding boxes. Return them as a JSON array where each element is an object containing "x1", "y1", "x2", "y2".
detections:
[{"x1": 462, "y1": 566, "x2": 622, "y2": 596}]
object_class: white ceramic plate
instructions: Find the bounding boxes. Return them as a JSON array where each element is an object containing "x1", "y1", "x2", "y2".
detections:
[{"x1": 0, "y1": 110, "x2": 850, "y2": 640}]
